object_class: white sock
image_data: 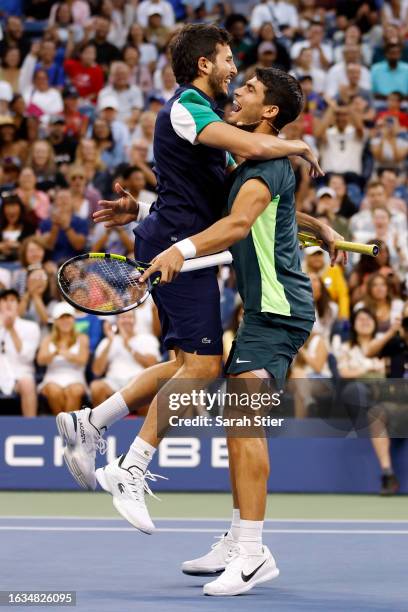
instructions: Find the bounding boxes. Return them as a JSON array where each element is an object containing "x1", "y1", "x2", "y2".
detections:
[
  {"x1": 121, "y1": 436, "x2": 156, "y2": 472},
  {"x1": 239, "y1": 519, "x2": 263, "y2": 555},
  {"x1": 90, "y1": 392, "x2": 129, "y2": 432},
  {"x1": 230, "y1": 508, "x2": 240, "y2": 542}
]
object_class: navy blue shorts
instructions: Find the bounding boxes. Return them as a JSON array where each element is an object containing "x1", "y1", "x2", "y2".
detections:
[{"x1": 134, "y1": 236, "x2": 223, "y2": 355}]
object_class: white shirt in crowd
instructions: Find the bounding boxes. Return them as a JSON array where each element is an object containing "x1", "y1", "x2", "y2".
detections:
[
  {"x1": 136, "y1": 0, "x2": 176, "y2": 28},
  {"x1": 0, "y1": 318, "x2": 40, "y2": 393},
  {"x1": 95, "y1": 332, "x2": 160, "y2": 391},
  {"x1": 23, "y1": 86, "x2": 63, "y2": 118},
  {"x1": 290, "y1": 41, "x2": 333, "y2": 70},
  {"x1": 326, "y1": 61, "x2": 371, "y2": 98},
  {"x1": 250, "y1": 1, "x2": 299, "y2": 33},
  {"x1": 97, "y1": 85, "x2": 144, "y2": 122},
  {"x1": 290, "y1": 66, "x2": 326, "y2": 94},
  {"x1": 319, "y1": 125, "x2": 365, "y2": 175}
]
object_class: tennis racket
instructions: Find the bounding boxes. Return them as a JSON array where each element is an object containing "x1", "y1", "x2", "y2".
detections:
[
  {"x1": 57, "y1": 251, "x2": 233, "y2": 315},
  {"x1": 298, "y1": 232, "x2": 379, "y2": 257}
]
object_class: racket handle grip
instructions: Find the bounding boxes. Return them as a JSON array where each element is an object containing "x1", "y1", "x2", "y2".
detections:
[
  {"x1": 181, "y1": 251, "x2": 233, "y2": 272},
  {"x1": 334, "y1": 240, "x2": 379, "y2": 257}
]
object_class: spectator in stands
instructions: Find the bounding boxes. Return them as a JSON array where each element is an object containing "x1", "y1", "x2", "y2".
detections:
[
  {"x1": 13, "y1": 235, "x2": 51, "y2": 298},
  {"x1": 256, "y1": 22, "x2": 291, "y2": 72},
  {"x1": 25, "y1": 140, "x2": 58, "y2": 192},
  {"x1": 328, "y1": 173, "x2": 357, "y2": 218},
  {"x1": 98, "y1": 61, "x2": 143, "y2": 123},
  {"x1": 326, "y1": 45, "x2": 371, "y2": 99},
  {"x1": 355, "y1": 272, "x2": 404, "y2": 332},
  {"x1": 49, "y1": 0, "x2": 90, "y2": 29},
  {"x1": 121, "y1": 165, "x2": 156, "y2": 204},
  {"x1": 376, "y1": 91, "x2": 408, "y2": 129},
  {"x1": 348, "y1": 240, "x2": 389, "y2": 305},
  {"x1": 292, "y1": 47, "x2": 326, "y2": 94},
  {"x1": 39, "y1": 188, "x2": 87, "y2": 264},
  {"x1": 122, "y1": 45, "x2": 153, "y2": 92},
  {"x1": 0, "y1": 81, "x2": 13, "y2": 115},
  {"x1": 89, "y1": 16, "x2": 121, "y2": 70},
  {"x1": 47, "y1": 115, "x2": 78, "y2": 174},
  {"x1": 336, "y1": 63, "x2": 372, "y2": 105},
  {"x1": 74, "y1": 137, "x2": 111, "y2": 196},
  {"x1": 19, "y1": 40, "x2": 65, "y2": 93},
  {"x1": 336, "y1": 308, "x2": 385, "y2": 378},
  {"x1": 378, "y1": 168, "x2": 407, "y2": 215},
  {"x1": 382, "y1": 0, "x2": 408, "y2": 32},
  {"x1": 61, "y1": 86, "x2": 88, "y2": 138},
  {"x1": 97, "y1": 98, "x2": 130, "y2": 159},
  {"x1": 16, "y1": 166, "x2": 50, "y2": 226},
  {"x1": 91, "y1": 312, "x2": 160, "y2": 407},
  {"x1": 371, "y1": 205, "x2": 408, "y2": 270},
  {"x1": 370, "y1": 116, "x2": 408, "y2": 171},
  {"x1": 0, "y1": 47, "x2": 21, "y2": 93},
  {"x1": 0, "y1": 114, "x2": 27, "y2": 164},
  {"x1": 350, "y1": 180, "x2": 407, "y2": 244},
  {"x1": 224, "y1": 14, "x2": 254, "y2": 73},
  {"x1": 0, "y1": 16, "x2": 30, "y2": 61},
  {"x1": 67, "y1": 165, "x2": 92, "y2": 220},
  {"x1": 250, "y1": 0, "x2": 299, "y2": 39},
  {"x1": 64, "y1": 42, "x2": 105, "y2": 104},
  {"x1": 22, "y1": 68, "x2": 63, "y2": 121},
  {"x1": 0, "y1": 194, "x2": 35, "y2": 263},
  {"x1": 144, "y1": 8, "x2": 171, "y2": 51},
  {"x1": 244, "y1": 42, "x2": 281, "y2": 81},
  {"x1": 137, "y1": 0, "x2": 176, "y2": 29},
  {"x1": 315, "y1": 99, "x2": 366, "y2": 184},
  {"x1": 18, "y1": 265, "x2": 56, "y2": 327},
  {"x1": 333, "y1": 24, "x2": 372, "y2": 66},
  {"x1": 371, "y1": 43, "x2": 408, "y2": 98},
  {"x1": 304, "y1": 245, "x2": 350, "y2": 321},
  {"x1": 314, "y1": 186, "x2": 352, "y2": 240},
  {"x1": 0, "y1": 288, "x2": 40, "y2": 416},
  {"x1": 49, "y1": 2, "x2": 85, "y2": 46},
  {"x1": 309, "y1": 271, "x2": 338, "y2": 340},
  {"x1": 37, "y1": 301, "x2": 89, "y2": 414},
  {"x1": 126, "y1": 23, "x2": 158, "y2": 69},
  {"x1": 366, "y1": 301, "x2": 408, "y2": 377},
  {"x1": 92, "y1": 118, "x2": 124, "y2": 170},
  {"x1": 291, "y1": 22, "x2": 332, "y2": 70}
]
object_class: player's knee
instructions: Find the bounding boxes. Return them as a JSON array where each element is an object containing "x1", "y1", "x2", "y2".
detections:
[{"x1": 182, "y1": 358, "x2": 221, "y2": 380}]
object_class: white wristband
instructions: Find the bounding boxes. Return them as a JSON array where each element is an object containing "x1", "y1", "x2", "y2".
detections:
[
  {"x1": 136, "y1": 201, "x2": 152, "y2": 222},
  {"x1": 174, "y1": 238, "x2": 197, "y2": 259}
]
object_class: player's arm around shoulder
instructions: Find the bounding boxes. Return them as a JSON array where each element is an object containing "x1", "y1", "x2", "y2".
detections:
[{"x1": 139, "y1": 178, "x2": 272, "y2": 284}]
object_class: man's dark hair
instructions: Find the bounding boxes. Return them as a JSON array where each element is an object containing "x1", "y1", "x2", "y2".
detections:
[
  {"x1": 170, "y1": 24, "x2": 231, "y2": 85},
  {"x1": 225, "y1": 14, "x2": 248, "y2": 31},
  {"x1": 122, "y1": 165, "x2": 144, "y2": 180},
  {"x1": 255, "y1": 67, "x2": 304, "y2": 130}
]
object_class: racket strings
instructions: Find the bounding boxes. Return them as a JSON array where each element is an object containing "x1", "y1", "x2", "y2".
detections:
[{"x1": 59, "y1": 258, "x2": 149, "y2": 313}]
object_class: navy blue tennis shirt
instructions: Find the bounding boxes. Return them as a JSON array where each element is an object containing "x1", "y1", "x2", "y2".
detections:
[{"x1": 134, "y1": 85, "x2": 234, "y2": 249}]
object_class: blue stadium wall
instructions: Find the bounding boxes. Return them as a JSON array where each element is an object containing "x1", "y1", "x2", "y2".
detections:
[{"x1": 0, "y1": 417, "x2": 407, "y2": 493}]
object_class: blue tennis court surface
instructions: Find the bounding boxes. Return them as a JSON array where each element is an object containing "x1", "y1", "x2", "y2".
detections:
[{"x1": 1, "y1": 517, "x2": 408, "y2": 611}]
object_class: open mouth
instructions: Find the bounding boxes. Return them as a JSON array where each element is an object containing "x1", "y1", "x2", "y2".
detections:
[{"x1": 231, "y1": 99, "x2": 242, "y2": 113}]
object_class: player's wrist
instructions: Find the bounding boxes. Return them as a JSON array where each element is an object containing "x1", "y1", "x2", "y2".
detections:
[
  {"x1": 136, "y1": 201, "x2": 151, "y2": 222},
  {"x1": 174, "y1": 238, "x2": 196, "y2": 260}
]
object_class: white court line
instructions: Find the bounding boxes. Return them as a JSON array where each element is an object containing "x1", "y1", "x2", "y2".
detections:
[
  {"x1": 1, "y1": 516, "x2": 408, "y2": 524},
  {"x1": 1, "y1": 526, "x2": 408, "y2": 535}
]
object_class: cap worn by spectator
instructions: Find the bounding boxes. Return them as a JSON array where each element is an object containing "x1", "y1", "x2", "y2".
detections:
[
  {"x1": 258, "y1": 42, "x2": 277, "y2": 55},
  {"x1": 147, "y1": 5, "x2": 164, "y2": 16},
  {"x1": 0, "y1": 115, "x2": 15, "y2": 127},
  {"x1": 98, "y1": 96, "x2": 120, "y2": 112},
  {"x1": 52, "y1": 302, "x2": 76, "y2": 320},
  {"x1": 304, "y1": 246, "x2": 325, "y2": 256},
  {"x1": 62, "y1": 86, "x2": 79, "y2": 99},
  {"x1": 316, "y1": 187, "x2": 336, "y2": 199}
]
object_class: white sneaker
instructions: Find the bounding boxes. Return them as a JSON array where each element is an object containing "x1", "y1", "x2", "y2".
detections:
[
  {"x1": 182, "y1": 532, "x2": 239, "y2": 576},
  {"x1": 95, "y1": 454, "x2": 166, "y2": 534},
  {"x1": 203, "y1": 545, "x2": 279, "y2": 596},
  {"x1": 56, "y1": 407, "x2": 107, "y2": 491}
]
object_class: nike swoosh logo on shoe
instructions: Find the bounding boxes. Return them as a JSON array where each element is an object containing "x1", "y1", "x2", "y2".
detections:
[{"x1": 241, "y1": 559, "x2": 267, "y2": 582}]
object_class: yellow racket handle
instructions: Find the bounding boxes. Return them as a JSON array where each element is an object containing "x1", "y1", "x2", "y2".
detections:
[{"x1": 298, "y1": 232, "x2": 379, "y2": 257}]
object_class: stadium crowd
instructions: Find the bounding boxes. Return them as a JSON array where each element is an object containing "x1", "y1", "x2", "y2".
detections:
[{"x1": 0, "y1": 1, "x2": 407, "y2": 491}]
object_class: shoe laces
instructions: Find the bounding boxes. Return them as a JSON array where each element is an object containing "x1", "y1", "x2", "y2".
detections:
[
  {"x1": 211, "y1": 533, "x2": 239, "y2": 562},
  {"x1": 126, "y1": 466, "x2": 168, "y2": 502}
]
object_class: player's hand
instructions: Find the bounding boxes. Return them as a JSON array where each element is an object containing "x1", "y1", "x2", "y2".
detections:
[
  {"x1": 299, "y1": 145, "x2": 324, "y2": 178},
  {"x1": 94, "y1": 182, "x2": 139, "y2": 228},
  {"x1": 317, "y1": 224, "x2": 348, "y2": 266},
  {"x1": 139, "y1": 246, "x2": 185, "y2": 284}
]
